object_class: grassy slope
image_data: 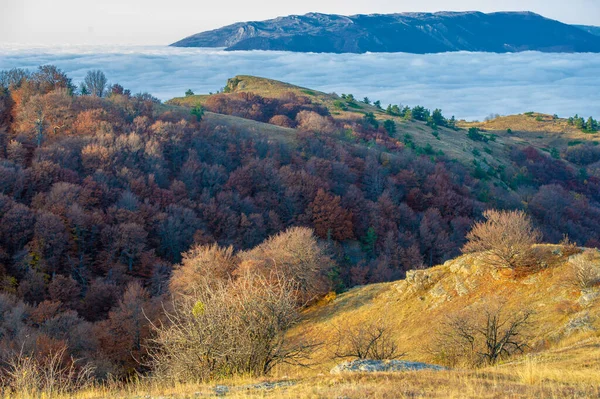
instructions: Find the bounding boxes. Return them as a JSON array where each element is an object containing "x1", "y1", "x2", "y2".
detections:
[
  {"x1": 289, "y1": 246, "x2": 599, "y2": 370},
  {"x1": 60, "y1": 246, "x2": 600, "y2": 398},
  {"x1": 462, "y1": 113, "x2": 600, "y2": 150},
  {"x1": 167, "y1": 76, "x2": 599, "y2": 175}
]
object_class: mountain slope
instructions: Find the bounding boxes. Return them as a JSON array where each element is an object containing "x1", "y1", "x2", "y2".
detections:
[
  {"x1": 172, "y1": 11, "x2": 600, "y2": 54},
  {"x1": 168, "y1": 75, "x2": 599, "y2": 176},
  {"x1": 576, "y1": 25, "x2": 600, "y2": 36},
  {"x1": 288, "y1": 245, "x2": 600, "y2": 371}
]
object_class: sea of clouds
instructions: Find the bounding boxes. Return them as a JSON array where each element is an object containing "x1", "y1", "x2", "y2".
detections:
[{"x1": 0, "y1": 45, "x2": 598, "y2": 121}]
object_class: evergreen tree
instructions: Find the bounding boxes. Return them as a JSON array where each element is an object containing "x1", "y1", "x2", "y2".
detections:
[
  {"x1": 361, "y1": 227, "x2": 378, "y2": 257},
  {"x1": 586, "y1": 117, "x2": 597, "y2": 132},
  {"x1": 432, "y1": 109, "x2": 446, "y2": 126},
  {"x1": 383, "y1": 119, "x2": 396, "y2": 135},
  {"x1": 191, "y1": 105, "x2": 204, "y2": 122}
]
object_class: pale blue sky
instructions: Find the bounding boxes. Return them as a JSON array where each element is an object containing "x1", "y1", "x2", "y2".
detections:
[{"x1": 2, "y1": 0, "x2": 599, "y2": 45}]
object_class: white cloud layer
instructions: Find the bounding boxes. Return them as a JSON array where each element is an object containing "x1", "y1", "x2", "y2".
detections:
[{"x1": 0, "y1": 45, "x2": 598, "y2": 121}]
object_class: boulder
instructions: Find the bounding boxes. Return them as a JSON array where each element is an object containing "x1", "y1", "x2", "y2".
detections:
[{"x1": 330, "y1": 359, "x2": 447, "y2": 374}]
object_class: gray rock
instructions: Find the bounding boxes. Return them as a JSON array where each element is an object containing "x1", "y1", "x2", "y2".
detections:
[
  {"x1": 330, "y1": 359, "x2": 447, "y2": 374},
  {"x1": 565, "y1": 313, "x2": 595, "y2": 334},
  {"x1": 579, "y1": 290, "x2": 600, "y2": 307},
  {"x1": 243, "y1": 380, "x2": 296, "y2": 390},
  {"x1": 214, "y1": 385, "x2": 229, "y2": 396}
]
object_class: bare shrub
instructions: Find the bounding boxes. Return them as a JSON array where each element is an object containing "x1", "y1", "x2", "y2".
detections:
[
  {"x1": 268, "y1": 114, "x2": 295, "y2": 128},
  {"x1": 295, "y1": 110, "x2": 337, "y2": 134},
  {"x1": 462, "y1": 209, "x2": 542, "y2": 271},
  {"x1": 239, "y1": 227, "x2": 332, "y2": 305},
  {"x1": 569, "y1": 250, "x2": 600, "y2": 289},
  {"x1": 0, "y1": 345, "x2": 94, "y2": 397},
  {"x1": 333, "y1": 319, "x2": 402, "y2": 361},
  {"x1": 434, "y1": 302, "x2": 533, "y2": 367},
  {"x1": 169, "y1": 244, "x2": 238, "y2": 297},
  {"x1": 148, "y1": 271, "x2": 316, "y2": 382},
  {"x1": 559, "y1": 235, "x2": 582, "y2": 258}
]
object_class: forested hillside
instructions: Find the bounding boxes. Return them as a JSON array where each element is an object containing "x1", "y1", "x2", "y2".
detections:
[{"x1": 0, "y1": 66, "x2": 599, "y2": 382}]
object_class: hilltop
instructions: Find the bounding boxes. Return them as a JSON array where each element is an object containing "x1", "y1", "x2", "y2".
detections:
[
  {"x1": 172, "y1": 11, "x2": 600, "y2": 54},
  {"x1": 169, "y1": 75, "x2": 600, "y2": 178}
]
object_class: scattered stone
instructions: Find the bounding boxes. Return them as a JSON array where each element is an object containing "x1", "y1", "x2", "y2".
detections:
[
  {"x1": 243, "y1": 380, "x2": 296, "y2": 390},
  {"x1": 552, "y1": 248, "x2": 563, "y2": 256},
  {"x1": 578, "y1": 290, "x2": 600, "y2": 307},
  {"x1": 330, "y1": 359, "x2": 447, "y2": 374},
  {"x1": 214, "y1": 385, "x2": 229, "y2": 396},
  {"x1": 206, "y1": 380, "x2": 296, "y2": 396},
  {"x1": 521, "y1": 274, "x2": 540, "y2": 285},
  {"x1": 564, "y1": 313, "x2": 595, "y2": 334}
]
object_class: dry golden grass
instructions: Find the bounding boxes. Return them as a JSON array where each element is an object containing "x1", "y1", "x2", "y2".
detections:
[
  {"x1": 202, "y1": 111, "x2": 298, "y2": 145},
  {"x1": 10, "y1": 246, "x2": 600, "y2": 399},
  {"x1": 461, "y1": 113, "x2": 580, "y2": 134},
  {"x1": 167, "y1": 75, "x2": 379, "y2": 119},
  {"x1": 283, "y1": 246, "x2": 598, "y2": 374},
  {"x1": 461, "y1": 113, "x2": 600, "y2": 150},
  {"x1": 17, "y1": 357, "x2": 600, "y2": 399}
]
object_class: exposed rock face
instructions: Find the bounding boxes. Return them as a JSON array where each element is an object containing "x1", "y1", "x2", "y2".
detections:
[
  {"x1": 395, "y1": 254, "x2": 481, "y2": 307},
  {"x1": 172, "y1": 12, "x2": 600, "y2": 54},
  {"x1": 331, "y1": 359, "x2": 447, "y2": 374}
]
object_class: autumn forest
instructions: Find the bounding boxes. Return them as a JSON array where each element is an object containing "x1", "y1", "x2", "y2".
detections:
[{"x1": 0, "y1": 65, "x2": 598, "y2": 384}]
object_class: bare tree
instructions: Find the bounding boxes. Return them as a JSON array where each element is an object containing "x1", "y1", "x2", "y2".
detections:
[
  {"x1": 333, "y1": 319, "x2": 402, "y2": 360},
  {"x1": 83, "y1": 70, "x2": 107, "y2": 97},
  {"x1": 462, "y1": 209, "x2": 542, "y2": 270},
  {"x1": 15, "y1": 89, "x2": 72, "y2": 147},
  {"x1": 434, "y1": 302, "x2": 533, "y2": 367}
]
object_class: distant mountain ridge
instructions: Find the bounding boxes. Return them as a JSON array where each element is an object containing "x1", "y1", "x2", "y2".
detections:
[{"x1": 171, "y1": 11, "x2": 600, "y2": 54}]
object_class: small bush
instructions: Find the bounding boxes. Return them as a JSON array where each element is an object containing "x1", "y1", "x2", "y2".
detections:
[
  {"x1": 150, "y1": 272, "x2": 316, "y2": 382},
  {"x1": 569, "y1": 250, "x2": 600, "y2": 289},
  {"x1": 467, "y1": 127, "x2": 489, "y2": 143},
  {"x1": 333, "y1": 319, "x2": 402, "y2": 361},
  {"x1": 269, "y1": 114, "x2": 296, "y2": 128},
  {"x1": 462, "y1": 209, "x2": 542, "y2": 271},
  {"x1": 0, "y1": 345, "x2": 94, "y2": 397}
]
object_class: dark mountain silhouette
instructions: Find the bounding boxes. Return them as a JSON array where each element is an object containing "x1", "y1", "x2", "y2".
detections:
[{"x1": 172, "y1": 11, "x2": 600, "y2": 54}]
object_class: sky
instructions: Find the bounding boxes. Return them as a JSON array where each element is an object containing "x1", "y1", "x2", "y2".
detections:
[{"x1": 1, "y1": 0, "x2": 599, "y2": 45}]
